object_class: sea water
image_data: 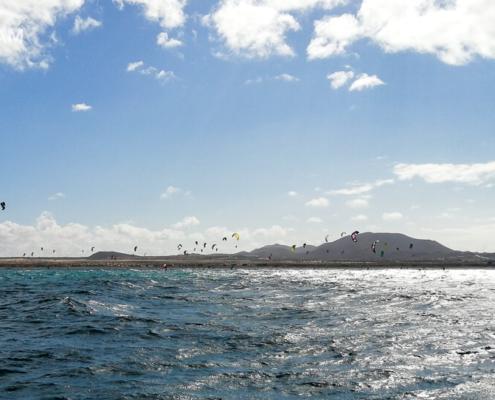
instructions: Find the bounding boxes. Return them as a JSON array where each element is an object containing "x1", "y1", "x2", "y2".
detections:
[{"x1": 1, "y1": 267, "x2": 495, "y2": 399}]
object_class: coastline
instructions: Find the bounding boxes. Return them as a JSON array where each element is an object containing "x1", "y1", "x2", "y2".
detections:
[{"x1": 0, "y1": 257, "x2": 493, "y2": 270}]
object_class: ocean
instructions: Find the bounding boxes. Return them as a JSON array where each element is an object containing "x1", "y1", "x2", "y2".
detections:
[{"x1": 1, "y1": 267, "x2": 495, "y2": 399}]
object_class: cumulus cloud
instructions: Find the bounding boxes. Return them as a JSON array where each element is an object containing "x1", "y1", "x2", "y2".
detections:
[
  {"x1": 0, "y1": 212, "x2": 191, "y2": 257},
  {"x1": 160, "y1": 186, "x2": 181, "y2": 198},
  {"x1": 327, "y1": 179, "x2": 394, "y2": 195},
  {"x1": 157, "y1": 32, "x2": 183, "y2": 48},
  {"x1": 288, "y1": 191, "x2": 298, "y2": 196},
  {"x1": 202, "y1": 0, "x2": 346, "y2": 59},
  {"x1": 307, "y1": 0, "x2": 495, "y2": 66},
  {"x1": 203, "y1": 1, "x2": 300, "y2": 58},
  {"x1": 113, "y1": 0, "x2": 187, "y2": 30},
  {"x1": 71, "y1": 16, "x2": 102, "y2": 34},
  {"x1": 172, "y1": 216, "x2": 200, "y2": 229},
  {"x1": 0, "y1": 0, "x2": 84, "y2": 69},
  {"x1": 305, "y1": 197, "x2": 329, "y2": 207},
  {"x1": 327, "y1": 70, "x2": 354, "y2": 89},
  {"x1": 308, "y1": 13, "x2": 364, "y2": 59},
  {"x1": 72, "y1": 103, "x2": 92, "y2": 112},
  {"x1": 275, "y1": 73, "x2": 299, "y2": 82},
  {"x1": 382, "y1": 212, "x2": 403, "y2": 220},
  {"x1": 348, "y1": 73, "x2": 384, "y2": 91},
  {"x1": 394, "y1": 162, "x2": 495, "y2": 185}
]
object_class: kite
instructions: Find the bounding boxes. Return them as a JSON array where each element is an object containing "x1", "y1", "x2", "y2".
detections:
[
  {"x1": 222, "y1": 237, "x2": 227, "y2": 241},
  {"x1": 380, "y1": 251, "x2": 384, "y2": 257},
  {"x1": 0, "y1": 202, "x2": 5, "y2": 210},
  {"x1": 325, "y1": 235, "x2": 330, "y2": 242},
  {"x1": 303, "y1": 243, "x2": 306, "y2": 248},
  {"x1": 134, "y1": 246, "x2": 138, "y2": 252},
  {"x1": 351, "y1": 231, "x2": 359, "y2": 242},
  {"x1": 291, "y1": 245, "x2": 296, "y2": 253},
  {"x1": 91, "y1": 247, "x2": 95, "y2": 252},
  {"x1": 409, "y1": 244, "x2": 413, "y2": 249},
  {"x1": 232, "y1": 233, "x2": 239, "y2": 240},
  {"x1": 371, "y1": 241, "x2": 377, "y2": 253},
  {"x1": 383, "y1": 243, "x2": 388, "y2": 249},
  {"x1": 212, "y1": 244, "x2": 217, "y2": 250}
]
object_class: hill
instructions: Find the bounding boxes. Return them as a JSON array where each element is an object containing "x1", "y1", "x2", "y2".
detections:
[{"x1": 242, "y1": 232, "x2": 489, "y2": 261}]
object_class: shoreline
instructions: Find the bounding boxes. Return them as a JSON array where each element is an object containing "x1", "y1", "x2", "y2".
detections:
[{"x1": 0, "y1": 258, "x2": 493, "y2": 270}]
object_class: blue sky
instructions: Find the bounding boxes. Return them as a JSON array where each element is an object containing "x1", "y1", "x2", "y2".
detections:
[{"x1": 1, "y1": 0, "x2": 494, "y2": 256}]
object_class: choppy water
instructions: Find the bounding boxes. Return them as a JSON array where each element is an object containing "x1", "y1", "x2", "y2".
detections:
[{"x1": 1, "y1": 267, "x2": 495, "y2": 399}]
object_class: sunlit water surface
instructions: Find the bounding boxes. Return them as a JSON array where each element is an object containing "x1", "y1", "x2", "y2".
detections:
[{"x1": 1, "y1": 268, "x2": 495, "y2": 399}]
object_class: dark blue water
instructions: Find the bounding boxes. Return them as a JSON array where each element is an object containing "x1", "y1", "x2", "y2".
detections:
[{"x1": 1, "y1": 268, "x2": 495, "y2": 399}]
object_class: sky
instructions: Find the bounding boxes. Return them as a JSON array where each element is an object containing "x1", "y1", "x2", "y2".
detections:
[{"x1": 1, "y1": 0, "x2": 495, "y2": 257}]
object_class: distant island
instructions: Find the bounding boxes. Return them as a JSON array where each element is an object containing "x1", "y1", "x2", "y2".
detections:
[{"x1": 0, "y1": 233, "x2": 493, "y2": 269}]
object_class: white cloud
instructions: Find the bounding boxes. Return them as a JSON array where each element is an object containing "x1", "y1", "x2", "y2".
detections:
[
  {"x1": 160, "y1": 186, "x2": 181, "y2": 198},
  {"x1": 349, "y1": 73, "x2": 384, "y2": 91},
  {"x1": 203, "y1": 0, "x2": 348, "y2": 59},
  {"x1": 127, "y1": 61, "x2": 144, "y2": 71},
  {"x1": 0, "y1": 0, "x2": 85, "y2": 69},
  {"x1": 156, "y1": 70, "x2": 177, "y2": 83},
  {"x1": 128, "y1": 62, "x2": 177, "y2": 83},
  {"x1": 72, "y1": 103, "x2": 92, "y2": 112},
  {"x1": 275, "y1": 73, "x2": 299, "y2": 82},
  {"x1": 394, "y1": 162, "x2": 495, "y2": 185},
  {"x1": 172, "y1": 216, "x2": 200, "y2": 229},
  {"x1": 346, "y1": 198, "x2": 369, "y2": 208},
  {"x1": 305, "y1": 197, "x2": 329, "y2": 207},
  {"x1": 327, "y1": 70, "x2": 354, "y2": 89},
  {"x1": 252, "y1": 224, "x2": 291, "y2": 237},
  {"x1": 157, "y1": 32, "x2": 183, "y2": 48},
  {"x1": 307, "y1": 217, "x2": 322, "y2": 223},
  {"x1": 245, "y1": 77, "x2": 263, "y2": 84},
  {"x1": 351, "y1": 214, "x2": 368, "y2": 221},
  {"x1": 327, "y1": 179, "x2": 394, "y2": 195},
  {"x1": 382, "y1": 212, "x2": 403, "y2": 220},
  {"x1": 307, "y1": 0, "x2": 495, "y2": 66},
  {"x1": 113, "y1": 0, "x2": 187, "y2": 30},
  {"x1": 48, "y1": 192, "x2": 65, "y2": 200},
  {"x1": 72, "y1": 16, "x2": 102, "y2": 34},
  {"x1": 203, "y1": 1, "x2": 300, "y2": 58},
  {"x1": 288, "y1": 191, "x2": 298, "y2": 196},
  {"x1": 308, "y1": 13, "x2": 364, "y2": 59},
  {"x1": 140, "y1": 66, "x2": 157, "y2": 75}
]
